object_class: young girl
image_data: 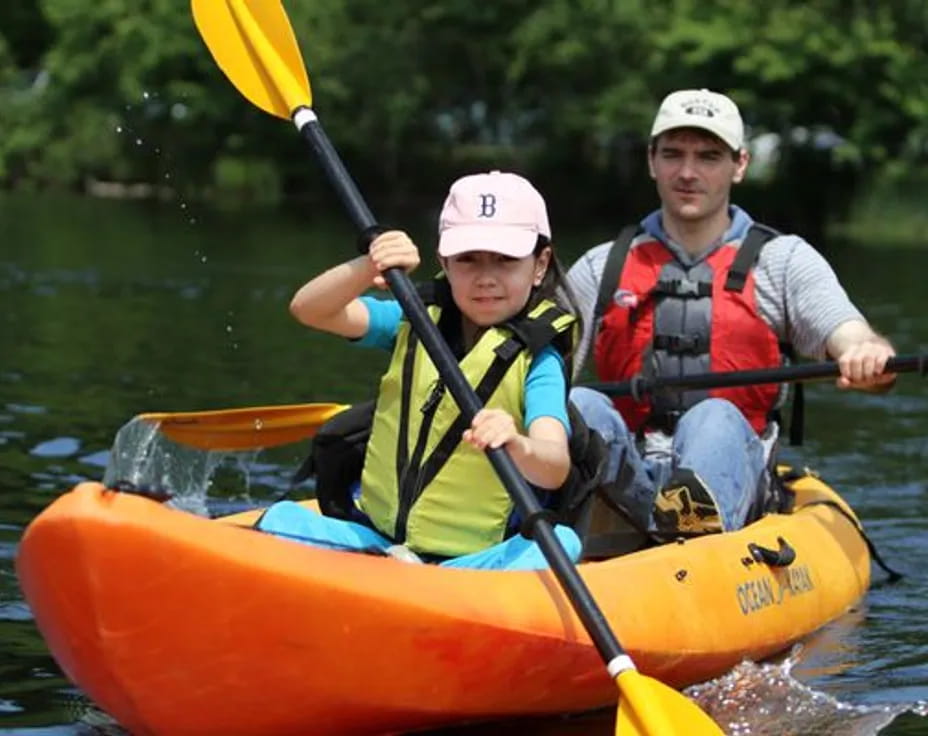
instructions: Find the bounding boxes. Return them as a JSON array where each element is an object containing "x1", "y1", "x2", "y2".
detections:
[{"x1": 257, "y1": 171, "x2": 581, "y2": 570}]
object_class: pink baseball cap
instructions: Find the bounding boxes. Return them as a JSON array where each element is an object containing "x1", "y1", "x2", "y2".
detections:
[{"x1": 437, "y1": 171, "x2": 551, "y2": 258}]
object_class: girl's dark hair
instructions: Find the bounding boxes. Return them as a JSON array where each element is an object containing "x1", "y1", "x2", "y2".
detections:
[{"x1": 525, "y1": 234, "x2": 583, "y2": 365}]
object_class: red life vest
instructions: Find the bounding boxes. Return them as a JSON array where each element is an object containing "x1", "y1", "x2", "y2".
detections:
[{"x1": 593, "y1": 227, "x2": 782, "y2": 434}]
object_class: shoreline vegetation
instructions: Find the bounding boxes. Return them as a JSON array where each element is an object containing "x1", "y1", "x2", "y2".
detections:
[
  {"x1": 2, "y1": 1, "x2": 928, "y2": 247},
  {"x1": 827, "y1": 172, "x2": 928, "y2": 248},
  {"x1": 5, "y1": 172, "x2": 926, "y2": 251}
]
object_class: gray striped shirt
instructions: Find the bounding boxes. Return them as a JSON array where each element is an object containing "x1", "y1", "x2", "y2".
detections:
[{"x1": 566, "y1": 213, "x2": 864, "y2": 377}]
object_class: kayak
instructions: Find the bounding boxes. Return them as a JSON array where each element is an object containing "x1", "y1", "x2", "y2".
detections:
[{"x1": 17, "y1": 470, "x2": 869, "y2": 736}]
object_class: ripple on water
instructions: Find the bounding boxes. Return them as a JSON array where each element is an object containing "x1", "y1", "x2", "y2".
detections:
[
  {"x1": 0, "y1": 542, "x2": 17, "y2": 562},
  {"x1": 30, "y1": 437, "x2": 81, "y2": 458},
  {"x1": 0, "y1": 601, "x2": 32, "y2": 622},
  {"x1": 78, "y1": 450, "x2": 110, "y2": 468},
  {"x1": 0, "y1": 697, "x2": 24, "y2": 713},
  {"x1": 4, "y1": 403, "x2": 46, "y2": 415}
]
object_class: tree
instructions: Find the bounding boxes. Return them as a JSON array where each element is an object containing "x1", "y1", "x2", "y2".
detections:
[{"x1": 1, "y1": 0, "x2": 927, "y2": 227}]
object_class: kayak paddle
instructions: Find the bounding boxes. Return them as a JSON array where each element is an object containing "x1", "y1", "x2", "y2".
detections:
[
  {"x1": 191, "y1": 1, "x2": 723, "y2": 733},
  {"x1": 584, "y1": 353, "x2": 926, "y2": 397},
  {"x1": 140, "y1": 402, "x2": 349, "y2": 451}
]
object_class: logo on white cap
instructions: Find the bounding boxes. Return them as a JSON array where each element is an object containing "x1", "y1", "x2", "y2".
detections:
[{"x1": 650, "y1": 89, "x2": 745, "y2": 151}]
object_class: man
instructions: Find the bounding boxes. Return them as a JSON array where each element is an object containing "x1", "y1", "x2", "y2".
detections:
[{"x1": 568, "y1": 88, "x2": 895, "y2": 538}]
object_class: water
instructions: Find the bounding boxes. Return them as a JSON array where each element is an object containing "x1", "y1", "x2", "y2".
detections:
[{"x1": 1, "y1": 193, "x2": 927, "y2": 734}]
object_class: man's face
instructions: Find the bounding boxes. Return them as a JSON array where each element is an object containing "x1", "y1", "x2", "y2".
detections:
[{"x1": 648, "y1": 128, "x2": 749, "y2": 224}]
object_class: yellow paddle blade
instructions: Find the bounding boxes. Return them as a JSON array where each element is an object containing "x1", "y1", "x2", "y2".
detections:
[
  {"x1": 139, "y1": 403, "x2": 349, "y2": 451},
  {"x1": 191, "y1": 0, "x2": 311, "y2": 119},
  {"x1": 615, "y1": 670, "x2": 723, "y2": 735}
]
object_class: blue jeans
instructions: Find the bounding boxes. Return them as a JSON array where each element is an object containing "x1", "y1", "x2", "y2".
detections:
[
  {"x1": 569, "y1": 387, "x2": 766, "y2": 532},
  {"x1": 255, "y1": 501, "x2": 581, "y2": 571}
]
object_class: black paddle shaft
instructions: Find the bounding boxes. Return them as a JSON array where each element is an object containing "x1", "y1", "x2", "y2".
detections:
[
  {"x1": 295, "y1": 109, "x2": 624, "y2": 666},
  {"x1": 585, "y1": 354, "x2": 927, "y2": 398}
]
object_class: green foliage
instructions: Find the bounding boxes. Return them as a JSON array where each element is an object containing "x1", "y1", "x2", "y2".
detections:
[
  {"x1": 1, "y1": 0, "x2": 927, "y2": 223},
  {"x1": 830, "y1": 167, "x2": 928, "y2": 247}
]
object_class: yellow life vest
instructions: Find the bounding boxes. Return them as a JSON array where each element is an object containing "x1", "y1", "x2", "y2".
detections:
[{"x1": 358, "y1": 283, "x2": 575, "y2": 557}]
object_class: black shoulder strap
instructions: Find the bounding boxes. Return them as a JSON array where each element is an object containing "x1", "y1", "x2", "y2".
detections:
[
  {"x1": 593, "y1": 225, "x2": 640, "y2": 325},
  {"x1": 719, "y1": 223, "x2": 805, "y2": 443},
  {"x1": 724, "y1": 222, "x2": 780, "y2": 292},
  {"x1": 504, "y1": 304, "x2": 571, "y2": 357}
]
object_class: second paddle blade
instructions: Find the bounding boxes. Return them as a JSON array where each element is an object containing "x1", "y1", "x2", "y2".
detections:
[
  {"x1": 141, "y1": 403, "x2": 350, "y2": 451},
  {"x1": 615, "y1": 670, "x2": 724, "y2": 735}
]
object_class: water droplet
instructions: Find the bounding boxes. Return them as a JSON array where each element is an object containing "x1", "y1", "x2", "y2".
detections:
[
  {"x1": 188, "y1": 217, "x2": 197, "y2": 225},
  {"x1": 142, "y1": 91, "x2": 151, "y2": 100},
  {"x1": 164, "y1": 173, "x2": 171, "y2": 180},
  {"x1": 135, "y1": 138, "x2": 143, "y2": 146},
  {"x1": 180, "y1": 202, "x2": 187, "y2": 210},
  {"x1": 200, "y1": 255, "x2": 207, "y2": 263},
  {"x1": 115, "y1": 125, "x2": 123, "y2": 134},
  {"x1": 154, "y1": 147, "x2": 161, "y2": 154},
  {"x1": 225, "y1": 325, "x2": 233, "y2": 333}
]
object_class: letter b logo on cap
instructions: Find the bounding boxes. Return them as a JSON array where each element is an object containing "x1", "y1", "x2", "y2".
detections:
[{"x1": 478, "y1": 193, "x2": 497, "y2": 218}]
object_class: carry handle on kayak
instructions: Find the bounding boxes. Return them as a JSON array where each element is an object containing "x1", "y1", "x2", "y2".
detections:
[{"x1": 748, "y1": 537, "x2": 796, "y2": 567}]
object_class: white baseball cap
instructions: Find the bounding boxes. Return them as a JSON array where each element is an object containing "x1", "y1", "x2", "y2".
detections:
[
  {"x1": 650, "y1": 89, "x2": 745, "y2": 151},
  {"x1": 437, "y1": 171, "x2": 551, "y2": 258}
]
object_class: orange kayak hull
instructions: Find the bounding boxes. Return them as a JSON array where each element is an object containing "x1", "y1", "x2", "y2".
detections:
[{"x1": 17, "y1": 475, "x2": 869, "y2": 735}]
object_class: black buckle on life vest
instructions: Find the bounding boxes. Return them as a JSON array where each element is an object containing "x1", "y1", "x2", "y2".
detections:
[
  {"x1": 653, "y1": 334, "x2": 708, "y2": 355},
  {"x1": 654, "y1": 278, "x2": 712, "y2": 298}
]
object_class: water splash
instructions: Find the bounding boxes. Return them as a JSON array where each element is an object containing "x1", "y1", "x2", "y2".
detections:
[
  {"x1": 111, "y1": 101, "x2": 183, "y2": 211},
  {"x1": 102, "y1": 417, "x2": 269, "y2": 517},
  {"x1": 687, "y1": 652, "x2": 926, "y2": 735}
]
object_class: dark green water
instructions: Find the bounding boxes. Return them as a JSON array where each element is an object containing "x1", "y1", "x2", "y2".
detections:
[{"x1": 1, "y1": 193, "x2": 926, "y2": 734}]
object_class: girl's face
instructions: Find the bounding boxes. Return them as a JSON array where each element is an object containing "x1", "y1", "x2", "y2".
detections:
[{"x1": 441, "y1": 248, "x2": 552, "y2": 328}]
